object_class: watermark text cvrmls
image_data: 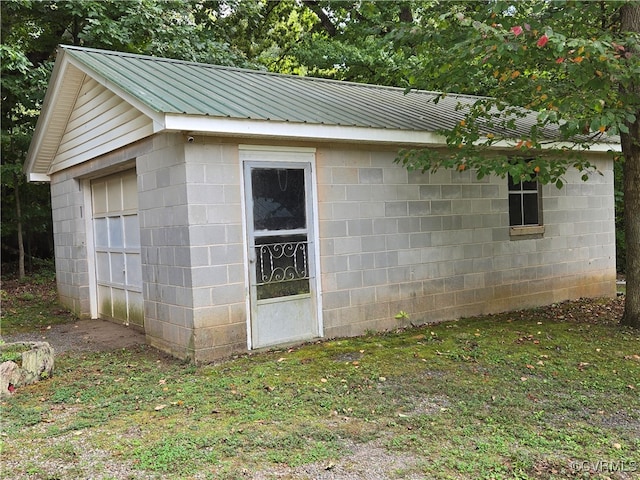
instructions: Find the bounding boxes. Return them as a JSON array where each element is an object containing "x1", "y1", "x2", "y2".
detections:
[{"x1": 570, "y1": 460, "x2": 637, "y2": 473}]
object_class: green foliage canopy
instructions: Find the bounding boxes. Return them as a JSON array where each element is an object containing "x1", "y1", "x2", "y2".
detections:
[{"x1": 391, "y1": 1, "x2": 639, "y2": 187}]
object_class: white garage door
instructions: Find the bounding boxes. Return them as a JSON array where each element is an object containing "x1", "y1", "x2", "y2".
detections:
[{"x1": 91, "y1": 170, "x2": 143, "y2": 328}]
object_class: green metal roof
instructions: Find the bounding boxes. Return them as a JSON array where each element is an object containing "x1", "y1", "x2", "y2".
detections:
[
  {"x1": 61, "y1": 45, "x2": 545, "y2": 137},
  {"x1": 25, "y1": 45, "x2": 617, "y2": 182}
]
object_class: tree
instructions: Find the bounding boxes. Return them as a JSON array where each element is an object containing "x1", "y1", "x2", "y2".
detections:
[
  {"x1": 1, "y1": 0, "x2": 339, "y2": 275},
  {"x1": 390, "y1": 1, "x2": 640, "y2": 327},
  {"x1": 0, "y1": 0, "x2": 276, "y2": 275},
  {"x1": 285, "y1": 0, "x2": 434, "y2": 85},
  {"x1": 1, "y1": 37, "x2": 55, "y2": 278}
]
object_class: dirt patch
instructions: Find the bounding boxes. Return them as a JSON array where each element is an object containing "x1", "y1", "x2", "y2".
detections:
[
  {"x1": 253, "y1": 437, "x2": 425, "y2": 480},
  {"x1": 508, "y1": 296, "x2": 626, "y2": 325},
  {"x1": 1, "y1": 319, "x2": 146, "y2": 354}
]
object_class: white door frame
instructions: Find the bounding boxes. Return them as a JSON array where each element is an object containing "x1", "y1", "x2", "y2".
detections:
[
  {"x1": 239, "y1": 145, "x2": 323, "y2": 350},
  {"x1": 82, "y1": 178, "x2": 99, "y2": 319}
]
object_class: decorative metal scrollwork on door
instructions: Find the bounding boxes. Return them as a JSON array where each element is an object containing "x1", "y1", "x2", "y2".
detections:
[
  {"x1": 256, "y1": 241, "x2": 308, "y2": 285},
  {"x1": 254, "y1": 239, "x2": 310, "y2": 300}
]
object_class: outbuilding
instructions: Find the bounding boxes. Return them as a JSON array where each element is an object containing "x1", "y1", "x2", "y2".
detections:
[{"x1": 25, "y1": 46, "x2": 617, "y2": 362}]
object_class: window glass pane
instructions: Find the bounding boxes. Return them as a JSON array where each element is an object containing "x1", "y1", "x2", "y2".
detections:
[
  {"x1": 94, "y1": 218, "x2": 108, "y2": 248},
  {"x1": 508, "y1": 175, "x2": 522, "y2": 191},
  {"x1": 92, "y1": 182, "x2": 107, "y2": 215},
  {"x1": 122, "y1": 172, "x2": 138, "y2": 211},
  {"x1": 521, "y1": 180, "x2": 538, "y2": 191},
  {"x1": 107, "y1": 177, "x2": 123, "y2": 212},
  {"x1": 508, "y1": 194, "x2": 523, "y2": 226},
  {"x1": 124, "y1": 215, "x2": 140, "y2": 248},
  {"x1": 251, "y1": 168, "x2": 306, "y2": 231},
  {"x1": 96, "y1": 252, "x2": 111, "y2": 283},
  {"x1": 111, "y1": 253, "x2": 125, "y2": 284},
  {"x1": 522, "y1": 193, "x2": 539, "y2": 225},
  {"x1": 108, "y1": 217, "x2": 124, "y2": 248},
  {"x1": 125, "y1": 254, "x2": 142, "y2": 288}
]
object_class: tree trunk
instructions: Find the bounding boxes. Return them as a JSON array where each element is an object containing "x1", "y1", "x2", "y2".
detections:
[
  {"x1": 302, "y1": 0, "x2": 338, "y2": 37},
  {"x1": 622, "y1": 125, "x2": 640, "y2": 329},
  {"x1": 15, "y1": 174, "x2": 25, "y2": 280},
  {"x1": 620, "y1": 3, "x2": 640, "y2": 328}
]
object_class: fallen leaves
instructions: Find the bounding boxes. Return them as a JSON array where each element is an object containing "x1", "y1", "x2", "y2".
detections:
[
  {"x1": 515, "y1": 334, "x2": 540, "y2": 345},
  {"x1": 577, "y1": 362, "x2": 590, "y2": 371}
]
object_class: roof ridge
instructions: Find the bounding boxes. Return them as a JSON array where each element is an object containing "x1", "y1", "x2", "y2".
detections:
[{"x1": 59, "y1": 44, "x2": 485, "y2": 101}]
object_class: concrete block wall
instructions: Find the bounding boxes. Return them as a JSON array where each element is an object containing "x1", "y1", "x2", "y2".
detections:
[
  {"x1": 49, "y1": 172, "x2": 91, "y2": 317},
  {"x1": 183, "y1": 138, "x2": 247, "y2": 362},
  {"x1": 316, "y1": 146, "x2": 616, "y2": 339},
  {"x1": 48, "y1": 135, "x2": 615, "y2": 363},
  {"x1": 137, "y1": 133, "x2": 196, "y2": 360}
]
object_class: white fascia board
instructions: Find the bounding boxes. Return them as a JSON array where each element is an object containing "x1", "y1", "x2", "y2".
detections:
[
  {"x1": 485, "y1": 138, "x2": 621, "y2": 153},
  {"x1": 27, "y1": 173, "x2": 51, "y2": 182},
  {"x1": 164, "y1": 114, "x2": 621, "y2": 153},
  {"x1": 23, "y1": 52, "x2": 73, "y2": 180},
  {"x1": 64, "y1": 55, "x2": 166, "y2": 132},
  {"x1": 164, "y1": 114, "x2": 448, "y2": 146}
]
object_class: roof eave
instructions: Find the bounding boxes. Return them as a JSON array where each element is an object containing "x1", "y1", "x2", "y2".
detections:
[
  {"x1": 164, "y1": 114, "x2": 621, "y2": 155},
  {"x1": 27, "y1": 172, "x2": 51, "y2": 182},
  {"x1": 164, "y1": 114, "x2": 448, "y2": 146},
  {"x1": 486, "y1": 138, "x2": 621, "y2": 154},
  {"x1": 23, "y1": 48, "x2": 72, "y2": 182}
]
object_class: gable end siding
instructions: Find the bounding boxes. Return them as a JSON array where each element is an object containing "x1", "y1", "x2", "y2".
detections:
[{"x1": 49, "y1": 77, "x2": 154, "y2": 175}]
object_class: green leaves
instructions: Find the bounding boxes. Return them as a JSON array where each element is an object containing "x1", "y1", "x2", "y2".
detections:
[{"x1": 389, "y1": 1, "x2": 640, "y2": 186}]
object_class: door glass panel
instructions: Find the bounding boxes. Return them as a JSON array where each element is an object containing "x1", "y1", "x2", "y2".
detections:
[
  {"x1": 125, "y1": 253, "x2": 142, "y2": 287},
  {"x1": 124, "y1": 215, "x2": 140, "y2": 248},
  {"x1": 108, "y1": 216, "x2": 123, "y2": 248},
  {"x1": 111, "y1": 253, "x2": 125, "y2": 284},
  {"x1": 251, "y1": 168, "x2": 306, "y2": 231},
  {"x1": 92, "y1": 182, "x2": 107, "y2": 215},
  {"x1": 255, "y1": 234, "x2": 310, "y2": 300},
  {"x1": 107, "y1": 177, "x2": 123, "y2": 211},
  {"x1": 122, "y1": 173, "x2": 138, "y2": 210},
  {"x1": 96, "y1": 252, "x2": 111, "y2": 283},
  {"x1": 94, "y1": 218, "x2": 108, "y2": 248}
]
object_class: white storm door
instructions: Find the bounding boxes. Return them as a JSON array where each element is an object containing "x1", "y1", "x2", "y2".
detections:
[
  {"x1": 91, "y1": 170, "x2": 143, "y2": 328},
  {"x1": 244, "y1": 161, "x2": 319, "y2": 349}
]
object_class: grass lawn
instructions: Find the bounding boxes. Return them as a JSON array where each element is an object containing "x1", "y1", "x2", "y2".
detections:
[{"x1": 1, "y1": 274, "x2": 639, "y2": 479}]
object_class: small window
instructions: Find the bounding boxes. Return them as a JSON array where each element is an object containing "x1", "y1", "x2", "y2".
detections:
[
  {"x1": 508, "y1": 176, "x2": 544, "y2": 237},
  {"x1": 508, "y1": 176, "x2": 540, "y2": 226}
]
